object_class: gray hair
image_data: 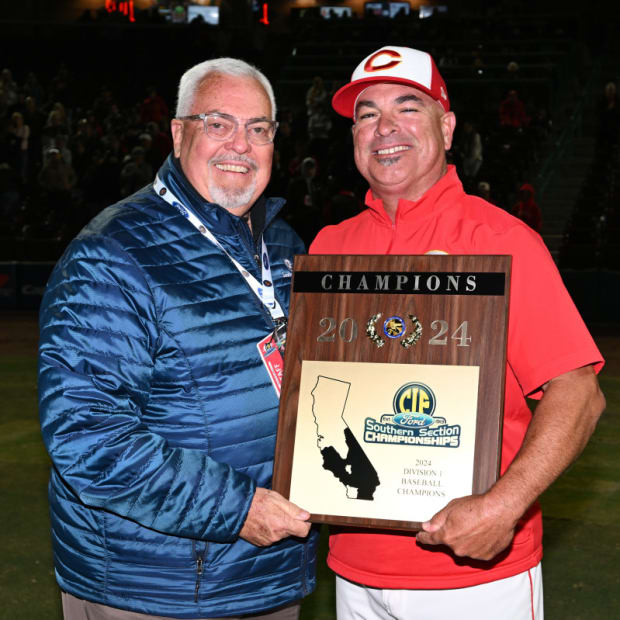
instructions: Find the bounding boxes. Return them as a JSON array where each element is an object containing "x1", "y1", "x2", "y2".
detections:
[{"x1": 175, "y1": 57, "x2": 276, "y2": 120}]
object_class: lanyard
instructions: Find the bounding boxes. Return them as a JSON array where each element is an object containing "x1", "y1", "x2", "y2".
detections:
[{"x1": 153, "y1": 175, "x2": 285, "y2": 322}]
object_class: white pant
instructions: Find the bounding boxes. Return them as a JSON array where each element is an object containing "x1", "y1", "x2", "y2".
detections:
[{"x1": 336, "y1": 562, "x2": 543, "y2": 620}]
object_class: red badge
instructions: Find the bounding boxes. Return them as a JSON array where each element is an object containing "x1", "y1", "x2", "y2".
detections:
[{"x1": 257, "y1": 333, "x2": 284, "y2": 397}]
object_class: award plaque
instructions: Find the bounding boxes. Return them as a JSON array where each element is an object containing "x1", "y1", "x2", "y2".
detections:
[{"x1": 272, "y1": 254, "x2": 511, "y2": 531}]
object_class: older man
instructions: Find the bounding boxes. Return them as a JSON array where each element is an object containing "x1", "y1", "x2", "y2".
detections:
[
  {"x1": 38, "y1": 58, "x2": 317, "y2": 620},
  {"x1": 310, "y1": 46, "x2": 605, "y2": 620}
]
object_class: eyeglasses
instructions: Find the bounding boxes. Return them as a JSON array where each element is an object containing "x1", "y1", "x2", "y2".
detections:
[{"x1": 177, "y1": 112, "x2": 278, "y2": 145}]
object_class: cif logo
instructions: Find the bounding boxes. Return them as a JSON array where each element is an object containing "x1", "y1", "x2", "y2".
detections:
[
  {"x1": 364, "y1": 49, "x2": 402, "y2": 73},
  {"x1": 392, "y1": 382, "x2": 436, "y2": 428},
  {"x1": 384, "y1": 315, "x2": 405, "y2": 338}
]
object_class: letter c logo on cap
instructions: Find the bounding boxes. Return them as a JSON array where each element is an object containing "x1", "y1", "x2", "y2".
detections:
[{"x1": 364, "y1": 49, "x2": 402, "y2": 73}]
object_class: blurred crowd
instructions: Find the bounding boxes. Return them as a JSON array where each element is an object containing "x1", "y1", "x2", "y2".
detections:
[
  {"x1": 0, "y1": 63, "x2": 173, "y2": 255},
  {"x1": 0, "y1": 3, "x2": 607, "y2": 258},
  {"x1": 558, "y1": 79, "x2": 620, "y2": 269},
  {"x1": 268, "y1": 77, "x2": 549, "y2": 247},
  {"x1": 269, "y1": 8, "x2": 561, "y2": 246}
]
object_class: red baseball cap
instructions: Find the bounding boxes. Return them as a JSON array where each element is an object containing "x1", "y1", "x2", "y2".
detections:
[{"x1": 332, "y1": 46, "x2": 450, "y2": 118}]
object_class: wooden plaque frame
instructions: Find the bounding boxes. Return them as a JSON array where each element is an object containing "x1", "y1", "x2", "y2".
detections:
[{"x1": 273, "y1": 255, "x2": 511, "y2": 531}]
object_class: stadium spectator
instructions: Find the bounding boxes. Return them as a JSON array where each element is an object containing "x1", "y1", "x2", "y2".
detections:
[
  {"x1": 139, "y1": 84, "x2": 170, "y2": 125},
  {"x1": 21, "y1": 96, "x2": 45, "y2": 170},
  {"x1": 145, "y1": 119, "x2": 173, "y2": 165},
  {"x1": 103, "y1": 101, "x2": 126, "y2": 135},
  {"x1": 41, "y1": 106, "x2": 69, "y2": 156},
  {"x1": 274, "y1": 115, "x2": 295, "y2": 172},
  {"x1": 477, "y1": 179, "x2": 492, "y2": 201},
  {"x1": 37, "y1": 147, "x2": 76, "y2": 194},
  {"x1": 6, "y1": 111, "x2": 30, "y2": 182},
  {"x1": 499, "y1": 89, "x2": 530, "y2": 128},
  {"x1": 136, "y1": 131, "x2": 158, "y2": 168},
  {"x1": 73, "y1": 117, "x2": 101, "y2": 156},
  {"x1": 512, "y1": 182, "x2": 543, "y2": 232},
  {"x1": 306, "y1": 75, "x2": 332, "y2": 160},
  {"x1": 454, "y1": 120, "x2": 483, "y2": 189},
  {"x1": 37, "y1": 147, "x2": 78, "y2": 217},
  {"x1": 120, "y1": 144, "x2": 153, "y2": 195},
  {"x1": 54, "y1": 133, "x2": 72, "y2": 168},
  {"x1": 285, "y1": 155, "x2": 325, "y2": 246},
  {"x1": 0, "y1": 68, "x2": 18, "y2": 114}
]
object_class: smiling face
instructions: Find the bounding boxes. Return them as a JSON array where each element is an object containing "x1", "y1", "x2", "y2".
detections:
[
  {"x1": 352, "y1": 82, "x2": 456, "y2": 212},
  {"x1": 170, "y1": 73, "x2": 274, "y2": 217}
]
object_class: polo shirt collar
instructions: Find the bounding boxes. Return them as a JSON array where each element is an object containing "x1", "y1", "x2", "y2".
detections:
[{"x1": 364, "y1": 165, "x2": 463, "y2": 226}]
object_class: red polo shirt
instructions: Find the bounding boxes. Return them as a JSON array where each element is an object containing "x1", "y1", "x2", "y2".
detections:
[{"x1": 309, "y1": 166, "x2": 603, "y2": 588}]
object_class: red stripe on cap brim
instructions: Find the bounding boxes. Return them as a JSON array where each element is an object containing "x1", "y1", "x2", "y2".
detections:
[{"x1": 331, "y1": 76, "x2": 450, "y2": 118}]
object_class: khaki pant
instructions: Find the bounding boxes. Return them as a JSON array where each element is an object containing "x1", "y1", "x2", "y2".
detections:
[{"x1": 61, "y1": 592, "x2": 300, "y2": 620}]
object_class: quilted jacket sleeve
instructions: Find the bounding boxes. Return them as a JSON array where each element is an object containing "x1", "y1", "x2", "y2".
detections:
[{"x1": 38, "y1": 233, "x2": 255, "y2": 543}]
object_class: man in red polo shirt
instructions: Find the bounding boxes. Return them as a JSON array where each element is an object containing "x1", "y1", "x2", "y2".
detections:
[{"x1": 309, "y1": 46, "x2": 605, "y2": 620}]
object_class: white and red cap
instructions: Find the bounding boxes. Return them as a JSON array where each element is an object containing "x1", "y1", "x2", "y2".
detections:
[{"x1": 332, "y1": 46, "x2": 450, "y2": 118}]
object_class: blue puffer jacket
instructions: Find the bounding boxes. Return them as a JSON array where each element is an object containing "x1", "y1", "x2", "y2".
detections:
[{"x1": 38, "y1": 154, "x2": 318, "y2": 618}]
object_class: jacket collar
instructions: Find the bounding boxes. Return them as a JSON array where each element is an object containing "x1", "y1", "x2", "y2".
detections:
[
  {"x1": 157, "y1": 154, "x2": 284, "y2": 237},
  {"x1": 364, "y1": 164, "x2": 464, "y2": 227}
]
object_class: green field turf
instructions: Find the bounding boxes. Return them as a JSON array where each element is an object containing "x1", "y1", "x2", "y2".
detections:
[{"x1": 1, "y1": 314, "x2": 617, "y2": 620}]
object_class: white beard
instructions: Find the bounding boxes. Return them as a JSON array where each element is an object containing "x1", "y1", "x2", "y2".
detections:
[
  {"x1": 208, "y1": 178, "x2": 257, "y2": 211},
  {"x1": 207, "y1": 154, "x2": 259, "y2": 211}
]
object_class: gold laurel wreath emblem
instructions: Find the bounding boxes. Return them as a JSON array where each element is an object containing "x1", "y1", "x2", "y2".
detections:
[
  {"x1": 365, "y1": 313, "x2": 385, "y2": 348},
  {"x1": 401, "y1": 315, "x2": 423, "y2": 348}
]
